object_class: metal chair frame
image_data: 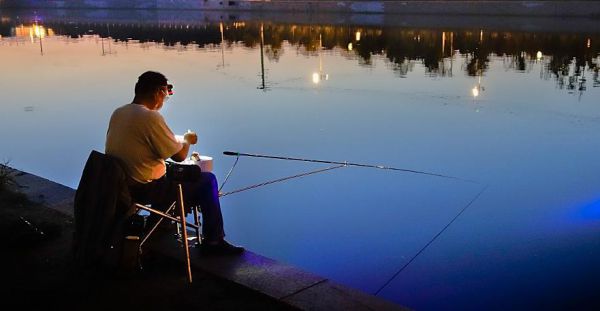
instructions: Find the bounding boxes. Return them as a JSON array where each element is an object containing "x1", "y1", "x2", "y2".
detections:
[{"x1": 133, "y1": 183, "x2": 201, "y2": 283}]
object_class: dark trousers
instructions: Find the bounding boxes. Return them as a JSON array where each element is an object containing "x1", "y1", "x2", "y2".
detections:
[{"x1": 129, "y1": 172, "x2": 225, "y2": 241}]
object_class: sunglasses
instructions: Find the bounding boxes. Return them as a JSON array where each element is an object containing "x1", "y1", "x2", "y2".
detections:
[{"x1": 160, "y1": 84, "x2": 174, "y2": 96}]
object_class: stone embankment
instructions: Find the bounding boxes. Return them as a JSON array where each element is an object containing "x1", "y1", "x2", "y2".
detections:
[
  {"x1": 7, "y1": 167, "x2": 406, "y2": 310},
  {"x1": 1, "y1": 1, "x2": 600, "y2": 17}
]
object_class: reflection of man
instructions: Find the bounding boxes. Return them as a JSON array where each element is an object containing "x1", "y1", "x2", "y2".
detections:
[{"x1": 105, "y1": 71, "x2": 243, "y2": 255}]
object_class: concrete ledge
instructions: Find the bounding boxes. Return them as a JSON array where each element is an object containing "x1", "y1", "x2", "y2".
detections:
[
  {"x1": 5, "y1": 167, "x2": 407, "y2": 310},
  {"x1": 1, "y1": 1, "x2": 600, "y2": 17},
  {"x1": 148, "y1": 233, "x2": 406, "y2": 310}
]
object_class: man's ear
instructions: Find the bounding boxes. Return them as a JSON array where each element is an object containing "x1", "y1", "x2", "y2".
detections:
[{"x1": 152, "y1": 91, "x2": 161, "y2": 107}]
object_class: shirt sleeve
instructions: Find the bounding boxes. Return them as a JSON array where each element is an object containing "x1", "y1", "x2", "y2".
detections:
[{"x1": 147, "y1": 112, "x2": 184, "y2": 160}]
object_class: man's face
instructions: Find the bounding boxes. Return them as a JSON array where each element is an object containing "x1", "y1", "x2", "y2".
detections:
[{"x1": 154, "y1": 84, "x2": 173, "y2": 110}]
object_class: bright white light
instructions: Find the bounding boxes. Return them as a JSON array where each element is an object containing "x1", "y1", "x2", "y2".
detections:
[
  {"x1": 347, "y1": 42, "x2": 353, "y2": 51},
  {"x1": 472, "y1": 87, "x2": 479, "y2": 97},
  {"x1": 355, "y1": 31, "x2": 361, "y2": 42},
  {"x1": 312, "y1": 73, "x2": 320, "y2": 84},
  {"x1": 33, "y1": 25, "x2": 45, "y2": 38},
  {"x1": 588, "y1": 38, "x2": 591, "y2": 48},
  {"x1": 536, "y1": 51, "x2": 543, "y2": 60}
]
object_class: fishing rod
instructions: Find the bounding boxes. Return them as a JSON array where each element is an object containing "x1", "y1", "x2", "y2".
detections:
[
  {"x1": 224, "y1": 151, "x2": 470, "y2": 182},
  {"x1": 219, "y1": 150, "x2": 486, "y2": 293}
]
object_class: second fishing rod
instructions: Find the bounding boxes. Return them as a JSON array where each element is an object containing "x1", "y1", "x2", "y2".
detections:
[{"x1": 223, "y1": 151, "x2": 473, "y2": 182}]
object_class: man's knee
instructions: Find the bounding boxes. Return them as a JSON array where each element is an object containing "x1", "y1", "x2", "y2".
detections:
[{"x1": 200, "y1": 172, "x2": 218, "y2": 187}]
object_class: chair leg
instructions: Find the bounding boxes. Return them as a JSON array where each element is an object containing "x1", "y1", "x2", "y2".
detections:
[
  {"x1": 140, "y1": 202, "x2": 176, "y2": 247},
  {"x1": 178, "y1": 184, "x2": 193, "y2": 284},
  {"x1": 192, "y1": 205, "x2": 201, "y2": 246}
]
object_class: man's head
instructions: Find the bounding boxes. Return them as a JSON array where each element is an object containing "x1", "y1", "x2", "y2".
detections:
[{"x1": 134, "y1": 71, "x2": 173, "y2": 110}]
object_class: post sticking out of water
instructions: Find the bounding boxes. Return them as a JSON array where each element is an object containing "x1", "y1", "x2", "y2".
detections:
[{"x1": 258, "y1": 23, "x2": 267, "y2": 91}]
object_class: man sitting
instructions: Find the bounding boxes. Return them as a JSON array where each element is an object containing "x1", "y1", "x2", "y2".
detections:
[{"x1": 105, "y1": 71, "x2": 243, "y2": 255}]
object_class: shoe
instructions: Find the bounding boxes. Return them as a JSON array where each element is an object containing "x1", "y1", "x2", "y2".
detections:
[{"x1": 200, "y1": 240, "x2": 245, "y2": 256}]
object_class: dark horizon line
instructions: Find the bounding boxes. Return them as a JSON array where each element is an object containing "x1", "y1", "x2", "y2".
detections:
[{"x1": 2, "y1": 6, "x2": 600, "y2": 34}]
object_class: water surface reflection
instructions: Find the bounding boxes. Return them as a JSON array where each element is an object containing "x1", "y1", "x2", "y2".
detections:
[{"x1": 3, "y1": 20, "x2": 598, "y2": 96}]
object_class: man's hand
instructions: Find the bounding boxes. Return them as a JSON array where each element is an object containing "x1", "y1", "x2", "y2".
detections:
[{"x1": 184, "y1": 131, "x2": 198, "y2": 145}]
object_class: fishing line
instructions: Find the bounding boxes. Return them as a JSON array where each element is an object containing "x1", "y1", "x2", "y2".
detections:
[
  {"x1": 219, "y1": 149, "x2": 487, "y2": 293},
  {"x1": 218, "y1": 154, "x2": 240, "y2": 192},
  {"x1": 373, "y1": 184, "x2": 489, "y2": 296},
  {"x1": 219, "y1": 164, "x2": 346, "y2": 197}
]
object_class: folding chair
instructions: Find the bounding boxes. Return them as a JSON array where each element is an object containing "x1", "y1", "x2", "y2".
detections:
[
  {"x1": 132, "y1": 183, "x2": 202, "y2": 284},
  {"x1": 75, "y1": 151, "x2": 202, "y2": 283}
]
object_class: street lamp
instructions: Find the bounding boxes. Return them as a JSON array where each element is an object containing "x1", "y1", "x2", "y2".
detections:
[
  {"x1": 472, "y1": 75, "x2": 484, "y2": 99},
  {"x1": 30, "y1": 23, "x2": 46, "y2": 55},
  {"x1": 312, "y1": 34, "x2": 329, "y2": 85}
]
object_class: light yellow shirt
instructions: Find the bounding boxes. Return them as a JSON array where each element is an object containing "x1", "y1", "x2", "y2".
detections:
[{"x1": 105, "y1": 104, "x2": 183, "y2": 183}]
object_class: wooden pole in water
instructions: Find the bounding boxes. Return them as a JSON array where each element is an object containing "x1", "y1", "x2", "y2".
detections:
[{"x1": 259, "y1": 23, "x2": 266, "y2": 90}]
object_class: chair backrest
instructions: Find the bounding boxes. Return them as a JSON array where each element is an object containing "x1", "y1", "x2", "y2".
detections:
[{"x1": 73, "y1": 150, "x2": 134, "y2": 267}]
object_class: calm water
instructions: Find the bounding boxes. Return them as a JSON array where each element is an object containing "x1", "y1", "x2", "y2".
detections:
[{"x1": 2, "y1": 10, "x2": 600, "y2": 310}]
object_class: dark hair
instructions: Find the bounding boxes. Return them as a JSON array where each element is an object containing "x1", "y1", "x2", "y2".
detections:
[{"x1": 134, "y1": 71, "x2": 168, "y2": 97}]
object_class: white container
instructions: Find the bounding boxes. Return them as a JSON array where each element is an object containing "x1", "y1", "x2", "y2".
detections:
[
  {"x1": 183, "y1": 154, "x2": 214, "y2": 173},
  {"x1": 197, "y1": 155, "x2": 213, "y2": 173}
]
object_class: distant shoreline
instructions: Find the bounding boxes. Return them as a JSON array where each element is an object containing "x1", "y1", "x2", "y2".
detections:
[
  {"x1": 1, "y1": 1, "x2": 600, "y2": 18},
  {"x1": 2, "y1": 6, "x2": 600, "y2": 34}
]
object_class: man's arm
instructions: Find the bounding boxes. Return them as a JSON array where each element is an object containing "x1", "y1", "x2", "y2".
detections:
[
  {"x1": 170, "y1": 131, "x2": 197, "y2": 162},
  {"x1": 170, "y1": 142, "x2": 190, "y2": 162}
]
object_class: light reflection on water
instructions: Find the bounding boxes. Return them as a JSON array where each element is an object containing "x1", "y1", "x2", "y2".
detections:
[
  {"x1": 2, "y1": 16, "x2": 600, "y2": 310},
  {"x1": 576, "y1": 198, "x2": 600, "y2": 221}
]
